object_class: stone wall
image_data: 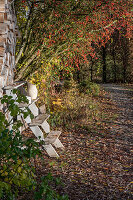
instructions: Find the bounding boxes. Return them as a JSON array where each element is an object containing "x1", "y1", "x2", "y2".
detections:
[{"x1": 0, "y1": 0, "x2": 19, "y2": 102}]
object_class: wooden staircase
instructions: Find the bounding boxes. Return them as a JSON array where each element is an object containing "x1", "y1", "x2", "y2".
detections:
[{"x1": 3, "y1": 81, "x2": 64, "y2": 157}]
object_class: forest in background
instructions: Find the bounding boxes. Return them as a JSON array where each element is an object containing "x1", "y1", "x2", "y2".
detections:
[
  {"x1": 14, "y1": 0, "x2": 132, "y2": 83},
  {"x1": 13, "y1": 0, "x2": 133, "y2": 128}
]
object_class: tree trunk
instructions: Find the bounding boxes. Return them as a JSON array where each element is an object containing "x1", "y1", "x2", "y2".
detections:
[
  {"x1": 102, "y1": 45, "x2": 107, "y2": 83},
  {"x1": 112, "y1": 47, "x2": 117, "y2": 82},
  {"x1": 121, "y1": 36, "x2": 129, "y2": 83}
]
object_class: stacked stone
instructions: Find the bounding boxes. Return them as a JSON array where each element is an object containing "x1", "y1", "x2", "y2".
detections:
[{"x1": 0, "y1": 0, "x2": 19, "y2": 102}]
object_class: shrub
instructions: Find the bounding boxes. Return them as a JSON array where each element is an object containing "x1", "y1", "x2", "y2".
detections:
[{"x1": 0, "y1": 90, "x2": 68, "y2": 200}]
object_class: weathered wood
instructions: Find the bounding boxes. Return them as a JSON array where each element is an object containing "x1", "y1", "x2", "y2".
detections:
[
  {"x1": 3, "y1": 81, "x2": 26, "y2": 90},
  {"x1": 30, "y1": 114, "x2": 50, "y2": 126},
  {"x1": 53, "y1": 138, "x2": 64, "y2": 149},
  {"x1": 44, "y1": 131, "x2": 64, "y2": 149},
  {"x1": 9, "y1": 22, "x2": 15, "y2": 31},
  {"x1": 44, "y1": 131, "x2": 61, "y2": 144},
  {"x1": 7, "y1": 31, "x2": 14, "y2": 42},
  {"x1": 43, "y1": 144, "x2": 59, "y2": 157},
  {"x1": 30, "y1": 126, "x2": 44, "y2": 140},
  {"x1": 39, "y1": 104, "x2": 46, "y2": 114},
  {"x1": 41, "y1": 120, "x2": 50, "y2": 133}
]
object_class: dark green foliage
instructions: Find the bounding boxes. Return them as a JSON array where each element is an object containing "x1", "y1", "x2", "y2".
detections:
[{"x1": 0, "y1": 91, "x2": 68, "y2": 200}]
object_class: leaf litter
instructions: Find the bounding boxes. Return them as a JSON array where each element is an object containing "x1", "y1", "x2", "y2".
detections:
[{"x1": 23, "y1": 84, "x2": 133, "y2": 200}]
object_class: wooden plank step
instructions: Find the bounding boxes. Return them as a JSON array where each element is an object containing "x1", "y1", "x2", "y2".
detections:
[
  {"x1": 53, "y1": 138, "x2": 64, "y2": 149},
  {"x1": 18, "y1": 98, "x2": 39, "y2": 108},
  {"x1": 28, "y1": 102, "x2": 39, "y2": 117},
  {"x1": 43, "y1": 144, "x2": 59, "y2": 157},
  {"x1": 20, "y1": 143, "x2": 59, "y2": 157},
  {"x1": 3, "y1": 81, "x2": 26, "y2": 90},
  {"x1": 44, "y1": 131, "x2": 64, "y2": 149},
  {"x1": 41, "y1": 120, "x2": 50, "y2": 133},
  {"x1": 30, "y1": 113, "x2": 50, "y2": 126},
  {"x1": 45, "y1": 131, "x2": 61, "y2": 142},
  {"x1": 30, "y1": 126, "x2": 44, "y2": 140}
]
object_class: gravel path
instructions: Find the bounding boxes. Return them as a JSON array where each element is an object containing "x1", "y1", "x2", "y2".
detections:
[{"x1": 101, "y1": 84, "x2": 133, "y2": 145}]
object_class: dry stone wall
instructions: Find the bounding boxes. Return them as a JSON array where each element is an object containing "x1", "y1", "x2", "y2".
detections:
[{"x1": 0, "y1": 0, "x2": 19, "y2": 104}]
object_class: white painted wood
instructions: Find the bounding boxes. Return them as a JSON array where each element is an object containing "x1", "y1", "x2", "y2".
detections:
[
  {"x1": 53, "y1": 138, "x2": 64, "y2": 149},
  {"x1": 29, "y1": 125, "x2": 44, "y2": 140},
  {"x1": 23, "y1": 115, "x2": 31, "y2": 124},
  {"x1": 0, "y1": 76, "x2": 5, "y2": 87},
  {"x1": 41, "y1": 120, "x2": 50, "y2": 133},
  {"x1": 18, "y1": 106, "x2": 32, "y2": 124},
  {"x1": 3, "y1": 81, "x2": 26, "y2": 90},
  {"x1": 43, "y1": 144, "x2": 59, "y2": 157},
  {"x1": 26, "y1": 96, "x2": 31, "y2": 104},
  {"x1": 27, "y1": 83, "x2": 38, "y2": 100},
  {"x1": 8, "y1": 112, "x2": 13, "y2": 130},
  {"x1": 48, "y1": 130, "x2": 61, "y2": 138},
  {"x1": 28, "y1": 102, "x2": 39, "y2": 117},
  {"x1": 0, "y1": 88, "x2": 3, "y2": 98},
  {"x1": 44, "y1": 131, "x2": 63, "y2": 148}
]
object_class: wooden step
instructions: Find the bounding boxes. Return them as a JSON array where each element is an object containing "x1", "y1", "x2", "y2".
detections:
[
  {"x1": 43, "y1": 144, "x2": 59, "y2": 157},
  {"x1": 28, "y1": 100, "x2": 39, "y2": 117},
  {"x1": 30, "y1": 126, "x2": 44, "y2": 140},
  {"x1": 44, "y1": 131, "x2": 61, "y2": 143},
  {"x1": 3, "y1": 81, "x2": 26, "y2": 90},
  {"x1": 18, "y1": 98, "x2": 39, "y2": 108},
  {"x1": 44, "y1": 131, "x2": 64, "y2": 149},
  {"x1": 30, "y1": 113, "x2": 50, "y2": 126}
]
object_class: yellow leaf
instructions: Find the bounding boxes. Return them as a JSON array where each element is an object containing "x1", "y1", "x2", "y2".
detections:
[
  {"x1": 17, "y1": 167, "x2": 22, "y2": 173},
  {"x1": 25, "y1": 6, "x2": 28, "y2": 12}
]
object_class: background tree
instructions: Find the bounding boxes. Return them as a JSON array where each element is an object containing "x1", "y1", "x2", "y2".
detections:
[{"x1": 14, "y1": 0, "x2": 132, "y2": 85}]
